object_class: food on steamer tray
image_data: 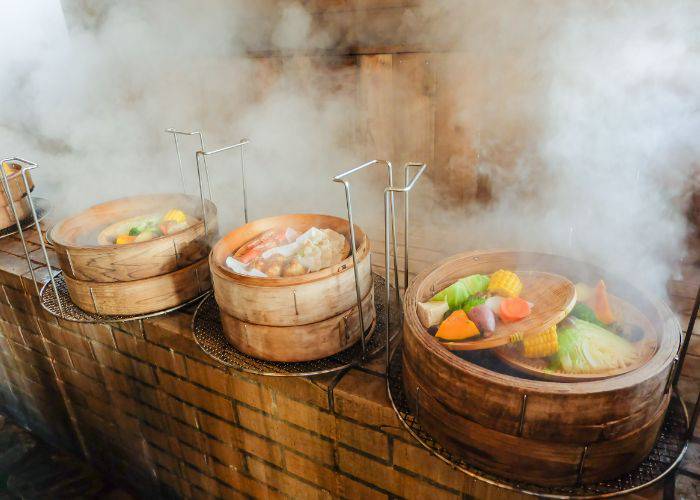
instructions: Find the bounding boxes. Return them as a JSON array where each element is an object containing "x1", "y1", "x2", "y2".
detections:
[
  {"x1": 419, "y1": 267, "x2": 647, "y2": 375},
  {"x1": 417, "y1": 300, "x2": 449, "y2": 329},
  {"x1": 523, "y1": 279, "x2": 645, "y2": 373},
  {"x1": 114, "y1": 209, "x2": 190, "y2": 244},
  {"x1": 417, "y1": 269, "x2": 530, "y2": 341},
  {"x1": 467, "y1": 304, "x2": 496, "y2": 335},
  {"x1": 549, "y1": 318, "x2": 640, "y2": 373},
  {"x1": 435, "y1": 310, "x2": 480, "y2": 340},
  {"x1": 226, "y1": 226, "x2": 349, "y2": 278},
  {"x1": 498, "y1": 297, "x2": 531, "y2": 323},
  {"x1": 522, "y1": 325, "x2": 559, "y2": 358}
]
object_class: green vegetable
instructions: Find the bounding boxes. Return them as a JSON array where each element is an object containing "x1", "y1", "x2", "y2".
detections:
[
  {"x1": 431, "y1": 274, "x2": 490, "y2": 310},
  {"x1": 549, "y1": 318, "x2": 639, "y2": 374},
  {"x1": 128, "y1": 227, "x2": 142, "y2": 236},
  {"x1": 460, "y1": 274, "x2": 490, "y2": 296},
  {"x1": 462, "y1": 294, "x2": 486, "y2": 313},
  {"x1": 570, "y1": 303, "x2": 606, "y2": 327}
]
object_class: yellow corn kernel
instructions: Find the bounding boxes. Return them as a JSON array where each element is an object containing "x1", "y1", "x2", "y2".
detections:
[
  {"x1": 522, "y1": 325, "x2": 558, "y2": 358},
  {"x1": 162, "y1": 209, "x2": 186, "y2": 224},
  {"x1": 488, "y1": 269, "x2": 523, "y2": 298},
  {"x1": 115, "y1": 234, "x2": 136, "y2": 245}
]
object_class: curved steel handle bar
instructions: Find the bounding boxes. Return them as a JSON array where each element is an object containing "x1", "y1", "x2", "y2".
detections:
[
  {"x1": 333, "y1": 159, "x2": 401, "y2": 355},
  {"x1": 164, "y1": 128, "x2": 211, "y2": 198},
  {"x1": 0, "y1": 157, "x2": 62, "y2": 315},
  {"x1": 388, "y1": 162, "x2": 428, "y2": 291},
  {"x1": 195, "y1": 138, "x2": 251, "y2": 236},
  {"x1": 383, "y1": 162, "x2": 427, "y2": 369}
]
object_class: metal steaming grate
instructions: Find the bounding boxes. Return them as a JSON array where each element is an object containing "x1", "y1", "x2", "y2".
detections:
[
  {"x1": 191, "y1": 273, "x2": 400, "y2": 377},
  {"x1": 387, "y1": 346, "x2": 689, "y2": 499},
  {"x1": 39, "y1": 272, "x2": 210, "y2": 324},
  {"x1": 0, "y1": 197, "x2": 51, "y2": 240}
]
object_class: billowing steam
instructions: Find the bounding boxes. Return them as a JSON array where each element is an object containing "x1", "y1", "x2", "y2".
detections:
[{"x1": 1, "y1": 0, "x2": 698, "y2": 297}]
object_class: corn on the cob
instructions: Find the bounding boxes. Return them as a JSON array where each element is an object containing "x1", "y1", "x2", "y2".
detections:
[
  {"x1": 488, "y1": 269, "x2": 523, "y2": 298},
  {"x1": 163, "y1": 209, "x2": 187, "y2": 224},
  {"x1": 522, "y1": 325, "x2": 558, "y2": 358}
]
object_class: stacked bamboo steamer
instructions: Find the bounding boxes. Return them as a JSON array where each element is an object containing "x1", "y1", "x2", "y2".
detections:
[
  {"x1": 210, "y1": 214, "x2": 374, "y2": 362},
  {"x1": 0, "y1": 162, "x2": 34, "y2": 230},
  {"x1": 402, "y1": 251, "x2": 680, "y2": 487},
  {"x1": 49, "y1": 193, "x2": 217, "y2": 315}
]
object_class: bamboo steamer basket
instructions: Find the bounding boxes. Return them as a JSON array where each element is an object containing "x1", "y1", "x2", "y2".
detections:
[
  {"x1": 402, "y1": 250, "x2": 680, "y2": 486},
  {"x1": 0, "y1": 196, "x2": 31, "y2": 231},
  {"x1": 0, "y1": 162, "x2": 34, "y2": 207},
  {"x1": 404, "y1": 359, "x2": 669, "y2": 486},
  {"x1": 64, "y1": 257, "x2": 210, "y2": 316},
  {"x1": 221, "y1": 287, "x2": 375, "y2": 362},
  {"x1": 210, "y1": 214, "x2": 372, "y2": 326},
  {"x1": 49, "y1": 193, "x2": 218, "y2": 282}
]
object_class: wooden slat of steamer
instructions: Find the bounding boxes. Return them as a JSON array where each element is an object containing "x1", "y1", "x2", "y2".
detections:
[
  {"x1": 64, "y1": 257, "x2": 210, "y2": 316},
  {"x1": 51, "y1": 194, "x2": 217, "y2": 283},
  {"x1": 221, "y1": 287, "x2": 375, "y2": 362},
  {"x1": 440, "y1": 271, "x2": 577, "y2": 351},
  {"x1": 210, "y1": 214, "x2": 372, "y2": 327},
  {"x1": 402, "y1": 250, "x2": 680, "y2": 445},
  {"x1": 403, "y1": 358, "x2": 670, "y2": 487},
  {"x1": 402, "y1": 359, "x2": 582, "y2": 486},
  {"x1": 581, "y1": 392, "x2": 670, "y2": 484}
]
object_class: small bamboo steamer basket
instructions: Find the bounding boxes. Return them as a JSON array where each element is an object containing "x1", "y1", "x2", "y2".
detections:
[
  {"x1": 210, "y1": 214, "x2": 372, "y2": 327},
  {"x1": 0, "y1": 162, "x2": 34, "y2": 207},
  {"x1": 401, "y1": 250, "x2": 680, "y2": 486},
  {"x1": 0, "y1": 196, "x2": 31, "y2": 231},
  {"x1": 50, "y1": 193, "x2": 217, "y2": 283},
  {"x1": 64, "y1": 257, "x2": 210, "y2": 316},
  {"x1": 221, "y1": 286, "x2": 375, "y2": 362}
]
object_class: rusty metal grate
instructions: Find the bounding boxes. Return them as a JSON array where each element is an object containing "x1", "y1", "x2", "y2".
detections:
[
  {"x1": 191, "y1": 273, "x2": 400, "y2": 377},
  {"x1": 387, "y1": 346, "x2": 689, "y2": 499},
  {"x1": 0, "y1": 197, "x2": 50, "y2": 240},
  {"x1": 39, "y1": 272, "x2": 210, "y2": 324}
]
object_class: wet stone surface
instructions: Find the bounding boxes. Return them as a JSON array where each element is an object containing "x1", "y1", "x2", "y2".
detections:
[{"x1": 0, "y1": 411, "x2": 131, "y2": 499}]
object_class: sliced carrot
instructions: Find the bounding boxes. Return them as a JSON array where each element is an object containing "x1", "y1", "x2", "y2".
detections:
[
  {"x1": 435, "y1": 310, "x2": 480, "y2": 341},
  {"x1": 499, "y1": 297, "x2": 531, "y2": 323},
  {"x1": 594, "y1": 280, "x2": 616, "y2": 325}
]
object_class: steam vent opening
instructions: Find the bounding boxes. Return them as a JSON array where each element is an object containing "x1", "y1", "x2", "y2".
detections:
[{"x1": 0, "y1": 1, "x2": 699, "y2": 499}]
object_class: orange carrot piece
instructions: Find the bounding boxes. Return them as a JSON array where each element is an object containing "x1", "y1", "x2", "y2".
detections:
[
  {"x1": 499, "y1": 297, "x2": 531, "y2": 323},
  {"x1": 594, "y1": 280, "x2": 616, "y2": 325},
  {"x1": 435, "y1": 310, "x2": 480, "y2": 340}
]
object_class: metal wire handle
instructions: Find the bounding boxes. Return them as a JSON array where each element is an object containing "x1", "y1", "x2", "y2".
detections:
[
  {"x1": 333, "y1": 160, "x2": 401, "y2": 356},
  {"x1": 679, "y1": 284, "x2": 700, "y2": 440},
  {"x1": 0, "y1": 157, "x2": 62, "y2": 315},
  {"x1": 195, "y1": 138, "x2": 250, "y2": 236},
  {"x1": 384, "y1": 162, "x2": 427, "y2": 370},
  {"x1": 164, "y1": 128, "x2": 211, "y2": 199}
]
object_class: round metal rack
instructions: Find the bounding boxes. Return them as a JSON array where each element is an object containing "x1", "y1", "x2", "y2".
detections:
[
  {"x1": 192, "y1": 273, "x2": 401, "y2": 377},
  {"x1": 386, "y1": 346, "x2": 689, "y2": 499},
  {"x1": 0, "y1": 197, "x2": 51, "y2": 239},
  {"x1": 39, "y1": 272, "x2": 210, "y2": 324}
]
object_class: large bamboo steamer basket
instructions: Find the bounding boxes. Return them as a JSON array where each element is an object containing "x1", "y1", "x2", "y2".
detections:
[
  {"x1": 49, "y1": 193, "x2": 218, "y2": 282},
  {"x1": 402, "y1": 250, "x2": 680, "y2": 485},
  {"x1": 221, "y1": 286, "x2": 375, "y2": 362},
  {"x1": 64, "y1": 257, "x2": 210, "y2": 316},
  {"x1": 210, "y1": 214, "x2": 372, "y2": 326},
  {"x1": 403, "y1": 359, "x2": 669, "y2": 486},
  {"x1": 0, "y1": 162, "x2": 34, "y2": 207}
]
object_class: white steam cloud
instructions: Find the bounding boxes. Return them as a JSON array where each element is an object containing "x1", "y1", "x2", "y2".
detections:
[{"x1": 1, "y1": 0, "x2": 698, "y2": 298}]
